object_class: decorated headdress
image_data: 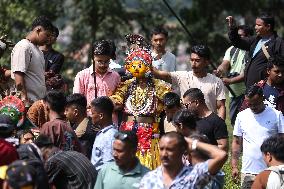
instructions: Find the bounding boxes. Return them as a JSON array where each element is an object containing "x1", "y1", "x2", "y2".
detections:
[
  {"x1": 125, "y1": 34, "x2": 151, "y2": 55},
  {"x1": 125, "y1": 49, "x2": 153, "y2": 67},
  {"x1": 0, "y1": 95, "x2": 25, "y2": 127}
]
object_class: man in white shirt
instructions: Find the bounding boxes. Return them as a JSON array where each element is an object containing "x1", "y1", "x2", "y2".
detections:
[
  {"x1": 152, "y1": 44, "x2": 226, "y2": 120},
  {"x1": 151, "y1": 26, "x2": 176, "y2": 72},
  {"x1": 232, "y1": 85, "x2": 284, "y2": 189},
  {"x1": 11, "y1": 16, "x2": 53, "y2": 104}
]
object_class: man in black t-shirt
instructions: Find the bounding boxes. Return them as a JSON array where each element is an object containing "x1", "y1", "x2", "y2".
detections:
[
  {"x1": 183, "y1": 88, "x2": 228, "y2": 151},
  {"x1": 40, "y1": 26, "x2": 64, "y2": 74}
]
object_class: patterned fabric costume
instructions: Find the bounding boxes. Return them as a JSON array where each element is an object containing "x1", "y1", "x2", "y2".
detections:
[{"x1": 111, "y1": 48, "x2": 171, "y2": 170}]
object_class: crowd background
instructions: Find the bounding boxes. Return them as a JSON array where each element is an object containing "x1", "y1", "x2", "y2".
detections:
[
  {"x1": 1, "y1": 0, "x2": 284, "y2": 91},
  {"x1": 1, "y1": 1, "x2": 284, "y2": 188}
]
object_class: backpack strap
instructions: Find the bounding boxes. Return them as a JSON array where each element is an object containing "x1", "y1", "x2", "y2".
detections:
[
  {"x1": 261, "y1": 44, "x2": 271, "y2": 60},
  {"x1": 267, "y1": 166, "x2": 284, "y2": 186}
]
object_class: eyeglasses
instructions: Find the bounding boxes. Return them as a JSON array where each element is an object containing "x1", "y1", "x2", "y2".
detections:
[
  {"x1": 95, "y1": 60, "x2": 110, "y2": 65},
  {"x1": 114, "y1": 132, "x2": 128, "y2": 141}
]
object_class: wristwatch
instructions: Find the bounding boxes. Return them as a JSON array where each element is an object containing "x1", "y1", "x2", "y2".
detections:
[{"x1": 191, "y1": 139, "x2": 198, "y2": 151}]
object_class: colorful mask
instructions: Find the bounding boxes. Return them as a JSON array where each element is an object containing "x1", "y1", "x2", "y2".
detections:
[
  {"x1": 0, "y1": 96, "x2": 25, "y2": 127},
  {"x1": 125, "y1": 49, "x2": 152, "y2": 79}
]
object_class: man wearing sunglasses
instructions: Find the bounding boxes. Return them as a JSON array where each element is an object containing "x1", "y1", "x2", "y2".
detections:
[
  {"x1": 94, "y1": 131, "x2": 149, "y2": 189},
  {"x1": 183, "y1": 88, "x2": 228, "y2": 152}
]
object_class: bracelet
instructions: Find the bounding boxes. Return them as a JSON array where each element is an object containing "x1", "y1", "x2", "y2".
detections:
[{"x1": 191, "y1": 139, "x2": 198, "y2": 151}]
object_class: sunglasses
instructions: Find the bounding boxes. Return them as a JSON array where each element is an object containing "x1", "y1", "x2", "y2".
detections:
[{"x1": 114, "y1": 132, "x2": 128, "y2": 141}]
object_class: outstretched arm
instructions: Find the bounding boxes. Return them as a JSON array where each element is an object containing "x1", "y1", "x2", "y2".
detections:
[
  {"x1": 152, "y1": 67, "x2": 172, "y2": 83},
  {"x1": 226, "y1": 16, "x2": 253, "y2": 51}
]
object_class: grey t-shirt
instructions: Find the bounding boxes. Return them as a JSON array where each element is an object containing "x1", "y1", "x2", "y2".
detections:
[{"x1": 11, "y1": 39, "x2": 46, "y2": 102}]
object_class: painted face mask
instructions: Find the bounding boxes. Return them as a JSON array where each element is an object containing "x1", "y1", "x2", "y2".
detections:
[
  {"x1": 0, "y1": 96, "x2": 25, "y2": 127},
  {"x1": 125, "y1": 49, "x2": 152, "y2": 79}
]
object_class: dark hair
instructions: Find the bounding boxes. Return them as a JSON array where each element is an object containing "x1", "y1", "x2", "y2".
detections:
[
  {"x1": 190, "y1": 45, "x2": 210, "y2": 60},
  {"x1": 44, "y1": 90, "x2": 66, "y2": 113},
  {"x1": 261, "y1": 135, "x2": 284, "y2": 162},
  {"x1": 238, "y1": 25, "x2": 254, "y2": 36},
  {"x1": 52, "y1": 26, "x2": 59, "y2": 38},
  {"x1": 245, "y1": 85, "x2": 263, "y2": 98},
  {"x1": 45, "y1": 72, "x2": 65, "y2": 91},
  {"x1": 92, "y1": 40, "x2": 112, "y2": 57},
  {"x1": 114, "y1": 131, "x2": 138, "y2": 150},
  {"x1": 34, "y1": 134, "x2": 54, "y2": 148},
  {"x1": 161, "y1": 131, "x2": 187, "y2": 152},
  {"x1": 16, "y1": 129, "x2": 35, "y2": 141},
  {"x1": 31, "y1": 16, "x2": 54, "y2": 32},
  {"x1": 173, "y1": 109, "x2": 197, "y2": 130},
  {"x1": 163, "y1": 92, "x2": 181, "y2": 109},
  {"x1": 258, "y1": 12, "x2": 275, "y2": 31},
  {"x1": 267, "y1": 55, "x2": 284, "y2": 70},
  {"x1": 151, "y1": 26, "x2": 168, "y2": 38},
  {"x1": 183, "y1": 88, "x2": 205, "y2": 103},
  {"x1": 189, "y1": 133, "x2": 210, "y2": 160},
  {"x1": 108, "y1": 40, "x2": 116, "y2": 60},
  {"x1": 91, "y1": 96, "x2": 114, "y2": 117},
  {"x1": 66, "y1": 93, "x2": 87, "y2": 113},
  {"x1": 6, "y1": 160, "x2": 37, "y2": 188}
]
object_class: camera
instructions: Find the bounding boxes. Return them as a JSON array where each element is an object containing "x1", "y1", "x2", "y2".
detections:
[{"x1": 227, "y1": 72, "x2": 239, "y2": 78}]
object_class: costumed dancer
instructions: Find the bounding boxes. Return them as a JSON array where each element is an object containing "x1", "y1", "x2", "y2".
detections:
[{"x1": 111, "y1": 45, "x2": 171, "y2": 170}]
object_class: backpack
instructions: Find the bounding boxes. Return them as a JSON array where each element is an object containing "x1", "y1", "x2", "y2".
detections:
[{"x1": 266, "y1": 165, "x2": 284, "y2": 189}]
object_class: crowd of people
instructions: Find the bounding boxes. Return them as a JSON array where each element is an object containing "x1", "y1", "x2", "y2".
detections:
[{"x1": 0, "y1": 11, "x2": 284, "y2": 189}]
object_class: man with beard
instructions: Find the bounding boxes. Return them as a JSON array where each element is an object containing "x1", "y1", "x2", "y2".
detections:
[
  {"x1": 152, "y1": 44, "x2": 226, "y2": 120},
  {"x1": 94, "y1": 131, "x2": 149, "y2": 189}
]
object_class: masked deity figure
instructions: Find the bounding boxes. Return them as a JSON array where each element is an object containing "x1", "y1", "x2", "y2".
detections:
[
  {"x1": 0, "y1": 95, "x2": 37, "y2": 131},
  {"x1": 111, "y1": 49, "x2": 171, "y2": 169}
]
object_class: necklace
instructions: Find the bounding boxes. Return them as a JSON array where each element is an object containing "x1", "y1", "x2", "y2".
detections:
[{"x1": 125, "y1": 79, "x2": 156, "y2": 116}]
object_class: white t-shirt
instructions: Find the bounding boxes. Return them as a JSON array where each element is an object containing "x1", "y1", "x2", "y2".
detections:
[
  {"x1": 11, "y1": 39, "x2": 46, "y2": 102},
  {"x1": 233, "y1": 106, "x2": 284, "y2": 174},
  {"x1": 170, "y1": 71, "x2": 226, "y2": 113},
  {"x1": 266, "y1": 165, "x2": 284, "y2": 189},
  {"x1": 152, "y1": 51, "x2": 176, "y2": 72}
]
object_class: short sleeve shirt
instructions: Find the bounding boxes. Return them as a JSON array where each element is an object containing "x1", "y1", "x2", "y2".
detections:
[
  {"x1": 152, "y1": 51, "x2": 176, "y2": 72},
  {"x1": 140, "y1": 161, "x2": 212, "y2": 189},
  {"x1": 94, "y1": 161, "x2": 149, "y2": 189},
  {"x1": 223, "y1": 46, "x2": 247, "y2": 97},
  {"x1": 11, "y1": 39, "x2": 46, "y2": 102},
  {"x1": 233, "y1": 106, "x2": 284, "y2": 174},
  {"x1": 91, "y1": 125, "x2": 118, "y2": 170},
  {"x1": 196, "y1": 113, "x2": 228, "y2": 145},
  {"x1": 170, "y1": 71, "x2": 226, "y2": 113}
]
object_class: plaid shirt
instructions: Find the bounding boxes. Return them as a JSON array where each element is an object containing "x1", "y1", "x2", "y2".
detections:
[{"x1": 140, "y1": 161, "x2": 212, "y2": 189}]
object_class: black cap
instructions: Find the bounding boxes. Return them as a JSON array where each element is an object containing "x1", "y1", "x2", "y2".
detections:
[{"x1": 6, "y1": 160, "x2": 36, "y2": 189}]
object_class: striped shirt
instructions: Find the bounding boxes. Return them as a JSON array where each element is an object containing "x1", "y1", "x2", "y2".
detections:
[{"x1": 45, "y1": 150, "x2": 97, "y2": 189}]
